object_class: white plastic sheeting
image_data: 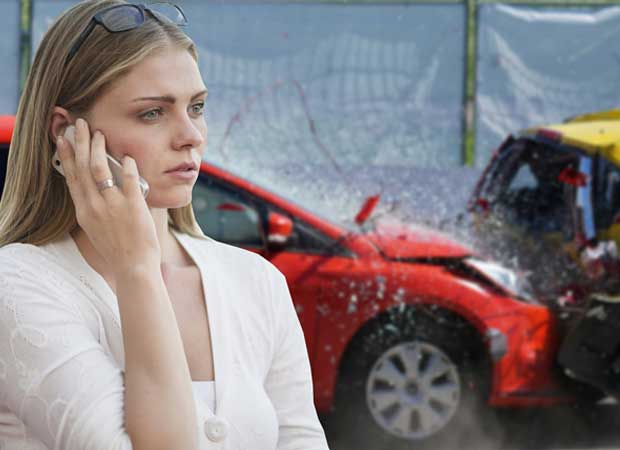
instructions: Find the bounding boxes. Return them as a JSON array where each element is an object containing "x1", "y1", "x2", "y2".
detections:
[
  {"x1": 181, "y1": 2, "x2": 466, "y2": 170},
  {"x1": 476, "y1": 4, "x2": 620, "y2": 167},
  {"x1": 0, "y1": 0, "x2": 20, "y2": 114},
  {"x1": 31, "y1": 0, "x2": 74, "y2": 49}
]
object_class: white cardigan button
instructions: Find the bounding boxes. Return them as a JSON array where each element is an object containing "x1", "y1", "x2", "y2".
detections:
[{"x1": 204, "y1": 416, "x2": 229, "y2": 442}]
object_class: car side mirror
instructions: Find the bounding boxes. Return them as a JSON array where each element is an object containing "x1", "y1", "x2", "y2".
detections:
[{"x1": 267, "y1": 212, "x2": 293, "y2": 247}]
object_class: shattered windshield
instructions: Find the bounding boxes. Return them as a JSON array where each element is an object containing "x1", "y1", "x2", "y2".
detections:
[
  {"x1": 477, "y1": 138, "x2": 578, "y2": 237},
  {"x1": 470, "y1": 138, "x2": 586, "y2": 298}
]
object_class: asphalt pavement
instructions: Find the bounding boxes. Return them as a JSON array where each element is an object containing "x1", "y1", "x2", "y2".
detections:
[{"x1": 319, "y1": 404, "x2": 620, "y2": 450}]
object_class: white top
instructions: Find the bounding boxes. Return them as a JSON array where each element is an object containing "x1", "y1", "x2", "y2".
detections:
[
  {"x1": 0, "y1": 229, "x2": 329, "y2": 450},
  {"x1": 193, "y1": 381, "x2": 216, "y2": 412}
]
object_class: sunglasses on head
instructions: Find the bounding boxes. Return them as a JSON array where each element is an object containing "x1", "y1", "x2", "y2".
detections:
[{"x1": 65, "y1": 2, "x2": 188, "y2": 66}]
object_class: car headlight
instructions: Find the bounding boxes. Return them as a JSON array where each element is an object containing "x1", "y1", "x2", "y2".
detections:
[{"x1": 464, "y1": 257, "x2": 536, "y2": 302}]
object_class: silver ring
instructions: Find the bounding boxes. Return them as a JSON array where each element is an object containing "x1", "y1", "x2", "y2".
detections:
[{"x1": 96, "y1": 178, "x2": 115, "y2": 192}]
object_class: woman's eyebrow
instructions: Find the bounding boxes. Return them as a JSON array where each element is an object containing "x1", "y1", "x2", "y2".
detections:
[{"x1": 131, "y1": 89, "x2": 209, "y2": 103}]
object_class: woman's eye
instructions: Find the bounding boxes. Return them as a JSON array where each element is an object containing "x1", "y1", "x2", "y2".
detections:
[
  {"x1": 140, "y1": 108, "x2": 162, "y2": 121},
  {"x1": 191, "y1": 102, "x2": 205, "y2": 115}
]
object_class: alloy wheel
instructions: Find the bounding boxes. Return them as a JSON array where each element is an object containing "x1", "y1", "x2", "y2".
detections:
[{"x1": 365, "y1": 341, "x2": 461, "y2": 440}]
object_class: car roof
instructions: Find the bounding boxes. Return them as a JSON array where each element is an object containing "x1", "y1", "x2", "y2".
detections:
[
  {"x1": 0, "y1": 116, "x2": 14, "y2": 145},
  {"x1": 519, "y1": 109, "x2": 620, "y2": 166}
]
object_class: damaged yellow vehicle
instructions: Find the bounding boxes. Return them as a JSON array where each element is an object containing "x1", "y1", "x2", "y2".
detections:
[{"x1": 468, "y1": 109, "x2": 620, "y2": 397}]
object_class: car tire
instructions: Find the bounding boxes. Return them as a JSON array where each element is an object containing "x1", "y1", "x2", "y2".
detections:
[{"x1": 329, "y1": 306, "x2": 500, "y2": 450}]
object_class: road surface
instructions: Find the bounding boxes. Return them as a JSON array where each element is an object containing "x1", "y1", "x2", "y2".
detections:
[{"x1": 319, "y1": 404, "x2": 620, "y2": 450}]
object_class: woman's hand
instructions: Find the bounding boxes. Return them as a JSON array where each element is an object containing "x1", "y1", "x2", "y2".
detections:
[{"x1": 56, "y1": 118, "x2": 160, "y2": 273}]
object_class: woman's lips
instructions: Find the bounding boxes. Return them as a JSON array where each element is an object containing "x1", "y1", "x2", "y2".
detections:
[
  {"x1": 166, "y1": 161, "x2": 198, "y2": 172},
  {"x1": 166, "y1": 168, "x2": 197, "y2": 180}
]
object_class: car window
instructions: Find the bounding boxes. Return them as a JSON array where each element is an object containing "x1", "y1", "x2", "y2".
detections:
[
  {"x1": 593, "y1": 156, "x2": 620, "y2": 230},
  {"x1": 483, "y1": 139, "x2": 578, "y2": 235},
  {"x1": 192, "y1": 176, "x2": 264, "y2": 248},
  {"x1": 509, "y1": 164, "x2": 537, "y2": 191},
  {"x1": 0, "y1": 144, "x2": 8, "y2": 201},
  {"x1": 193, "y1": 173, "x2": 352, "y2": 256},
  {"x1": 287, "y1": 218, "x2": 352, "y2": 257}
]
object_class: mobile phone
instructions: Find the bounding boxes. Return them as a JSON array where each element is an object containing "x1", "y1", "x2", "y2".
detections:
[{"x1": 52, "y1": 125, "x2": 149, "y2": 198}]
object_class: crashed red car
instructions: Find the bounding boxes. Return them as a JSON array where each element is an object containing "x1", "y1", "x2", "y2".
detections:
[{"x1": 0, "y1": 115, "x2": 575, "y2": 448}]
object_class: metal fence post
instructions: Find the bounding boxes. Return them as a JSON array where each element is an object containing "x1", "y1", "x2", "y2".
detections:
[
  {"x1": 18, "y1": 0, "x2": 32, "y2": 97},
  {"x1": 463, "y1": 0, "x2": 477, "y2": 166}
]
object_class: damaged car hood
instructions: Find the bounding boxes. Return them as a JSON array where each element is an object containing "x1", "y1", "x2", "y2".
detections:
[{"x1": 364, "y1": 221, "x2": 473, "y2": 259}]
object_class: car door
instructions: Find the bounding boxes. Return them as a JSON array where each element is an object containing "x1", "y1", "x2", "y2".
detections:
[
  {"x1": 263, "y1": 213, "x2": 355, "y2": 360},
  {"x1": 192, "y1": 174, "x2": 346, "y2": 361}
]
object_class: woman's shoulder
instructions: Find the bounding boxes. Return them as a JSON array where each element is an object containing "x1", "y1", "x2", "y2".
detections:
[
  {"x1": 0, "y1": 241, "x2": 55, "y2": 269},
  {"x1": 0, "y1": 239, "x2": 72, "y2": 290}
]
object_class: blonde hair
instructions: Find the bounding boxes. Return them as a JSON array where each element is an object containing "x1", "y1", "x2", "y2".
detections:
[{"x1": 0, "y1": 0, "x2": 206, "y2": 246}]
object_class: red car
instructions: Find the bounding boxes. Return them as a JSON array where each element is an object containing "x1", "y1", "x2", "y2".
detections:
[{"x1": 0, "y1": 116, "x2": 582, "y2": 447}]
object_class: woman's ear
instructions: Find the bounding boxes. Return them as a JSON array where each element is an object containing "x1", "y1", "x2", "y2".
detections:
[{"x1": 49, "y1": 107, "x2": 74, "y2": 144}]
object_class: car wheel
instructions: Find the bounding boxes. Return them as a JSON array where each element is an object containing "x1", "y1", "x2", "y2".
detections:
[
  {"x1": 330, "y1": 307, "x2": 498, "y2": 450},
  {"x1": 366, "y1": 340, "x2": 461, "y2": 440}
]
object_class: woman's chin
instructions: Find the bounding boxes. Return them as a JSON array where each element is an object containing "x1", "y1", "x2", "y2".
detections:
[{"x1": 146, "y1": 191, "x2": 193, "y2": 209}]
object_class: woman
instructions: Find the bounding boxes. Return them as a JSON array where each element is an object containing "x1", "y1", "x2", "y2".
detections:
[{"x1": 0, "y1": 1, "x2": 329, "y2": 449}]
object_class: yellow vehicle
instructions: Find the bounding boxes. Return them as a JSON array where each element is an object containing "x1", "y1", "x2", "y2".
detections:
[{"x1": 469, "y1": 109, "x2": 620, "y2": 303}]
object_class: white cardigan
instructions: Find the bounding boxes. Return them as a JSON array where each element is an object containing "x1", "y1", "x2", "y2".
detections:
[{"x1": 0, "y1": 229, "x2": 329, "y2": 450}]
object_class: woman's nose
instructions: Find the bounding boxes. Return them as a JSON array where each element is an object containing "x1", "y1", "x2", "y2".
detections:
[{"x1": 174, "y1": 117, "x2": 206, "y2": 150}]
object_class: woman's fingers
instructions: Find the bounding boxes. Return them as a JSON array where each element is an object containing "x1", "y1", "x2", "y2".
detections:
[
  {"x1": 120, "y1": 155, "x2": 142, "y2": 198},
  {"x1": 73, "y1": 118, "x2": 99, "y2": 195},
  {"x1": 90, "y1": 130, "x2": 120, "y2": 200},
  {"x1": 56, "y1": 135, "x2": 85, "y2": 206}
]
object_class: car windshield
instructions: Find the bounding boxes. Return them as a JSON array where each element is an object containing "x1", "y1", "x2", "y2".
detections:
[
  {"x1": 476, "y1": 138, "x2": 579, "y2": 236},
  {"x1": 469, "y1": 137, "x2": 588, "y2": 298}
]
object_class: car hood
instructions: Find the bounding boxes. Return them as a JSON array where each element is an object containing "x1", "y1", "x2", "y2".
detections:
[{"x1": 364, "y1": 221, "x2": 473, "y2": 259}]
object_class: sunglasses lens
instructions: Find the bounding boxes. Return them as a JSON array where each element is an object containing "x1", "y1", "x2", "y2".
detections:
[
  {"x1": 148, "y1": 3, "x2": 188, "y2": 26},
  {"x1": 101, "y1": 5, "x2": 144, "y2": 32}
]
